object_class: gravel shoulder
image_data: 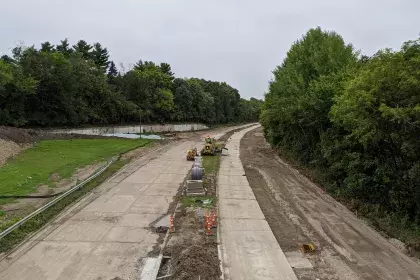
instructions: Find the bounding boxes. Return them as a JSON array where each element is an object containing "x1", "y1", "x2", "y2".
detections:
[{"x1": 240, "y1": 127, "x2": 420, "y2": 280}]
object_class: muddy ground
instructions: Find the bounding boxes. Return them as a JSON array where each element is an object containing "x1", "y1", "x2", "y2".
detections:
[{"x1": 240, "y1": 127, "x2": 420, "y2": 280}]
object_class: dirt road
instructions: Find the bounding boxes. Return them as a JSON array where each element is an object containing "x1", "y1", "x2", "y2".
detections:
[{"x1": 240, "y1": 127, "x2": 420, "y2": 280}]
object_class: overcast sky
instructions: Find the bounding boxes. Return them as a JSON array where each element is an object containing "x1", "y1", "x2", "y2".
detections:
[{"x1": 1, "y1": 0, "x2": 419, "y2": 99}]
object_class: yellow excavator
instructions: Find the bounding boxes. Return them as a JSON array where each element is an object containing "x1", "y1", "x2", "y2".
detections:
[
  {"x1": 186, "y1": 147, "x2": 198, "y2": 161},
  {"x1": 201, "y1": 136, "x2": 227, "y2": 156}
]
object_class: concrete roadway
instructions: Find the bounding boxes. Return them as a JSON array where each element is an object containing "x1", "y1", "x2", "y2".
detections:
[
  {"x1": 0, "y1": 127, "x2": 242, "y2": 280},
  {"x1": 218, "y1": 125, "x2": 299, "y2": 280}
]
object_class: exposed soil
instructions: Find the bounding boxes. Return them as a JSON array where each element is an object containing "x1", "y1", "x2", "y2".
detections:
[
  {"x1": 162, "y1": 207, "x2": 219, "y2": 280},
  {"x1": 0, "y1": 126, "x2": 115, "y2": 144},
  {"x1": 0, "y1": 139, "x2": 30, "y2": 167},
  {"x1": 158, "y1": 166, "x2": 220, "y2": 280},
  {"x1": 240, "y1": 127, "x2": 420, "y2": 280}
]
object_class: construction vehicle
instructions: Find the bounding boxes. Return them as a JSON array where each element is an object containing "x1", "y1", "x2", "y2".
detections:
[
  {"x1": 201, "y1": 136, "x2": 227, "y2": 156},
  {"x1": 187, "y1": 148, "x2": 198, "y2": 161}
]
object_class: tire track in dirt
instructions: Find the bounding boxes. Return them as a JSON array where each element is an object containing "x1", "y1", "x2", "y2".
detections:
[{"x1": 240, "y1": 127, "x2": 420, "y2": 280}]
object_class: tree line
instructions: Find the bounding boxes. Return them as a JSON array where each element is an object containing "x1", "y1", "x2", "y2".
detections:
[
  {"x1": 262, "y1": 27, "x2": 420, "y2": 242},
  {"x1": 0, "y1": 39, "x2": 263, "y2": 127}
]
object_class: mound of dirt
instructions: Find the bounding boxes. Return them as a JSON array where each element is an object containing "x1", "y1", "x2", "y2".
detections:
[
  {"x1": 0, "y1": 126, "x2": 42, "y2": 144},
  {"x1": 0, "y1": 126, "x2": 117, "y2": 144},
  {"x1": 170, "y1": 242, "x2": 220, "y2": 280},
  {"x1": 0, "y1": 139, "x2": 27, "y2": 166}
]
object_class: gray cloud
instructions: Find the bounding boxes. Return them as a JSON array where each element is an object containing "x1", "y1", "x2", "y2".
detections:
[{"x1": 1, "y1": 0, "x2": 419, "y2": 99}]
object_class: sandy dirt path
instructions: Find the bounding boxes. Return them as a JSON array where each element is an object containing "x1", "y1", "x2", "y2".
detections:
[
  {"x1": 240, "y1": 127, "x2": 420, "y2": 280},
  {"x1": 0, "y1": 125, "x2": 249, "y2": 280}
]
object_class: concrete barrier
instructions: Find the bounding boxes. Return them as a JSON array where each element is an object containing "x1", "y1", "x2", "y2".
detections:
[{"x1": 49, "y1": 123, "x2": 208, "y2": 135}]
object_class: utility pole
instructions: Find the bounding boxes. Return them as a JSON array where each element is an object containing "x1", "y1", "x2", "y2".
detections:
[{"x1": 139, "y1": 109, "x2": 142, "y2": 139}]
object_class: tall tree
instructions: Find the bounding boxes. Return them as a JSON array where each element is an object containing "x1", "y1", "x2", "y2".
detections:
[
  {"x1": 72, "y1": 40, "x2": 92, "y2": 60},
  {"x1": 160, "y1": 62, "x2": 174, "y2": 79},
  {"x1": 262, "y1": 27, "x2": 357, "y2": 163},
  {"x1": 0, "y1": 60, "x2": 37, "y2": 126},
  {"x1": 91, "y1": 42, "x2": 110, "y2": 72},
  {"x1": 56, "y1": 38, "x2": 73, "y2": 57},
  {"x1": 0, "y1": 55, "x2": 14, "y2": 64},
  {"x1": 40, "y1": 42, "x2": 55, "y2": 53},
  {"x1": 107, "y1": 61, "x2": 118, "y2": 83}
]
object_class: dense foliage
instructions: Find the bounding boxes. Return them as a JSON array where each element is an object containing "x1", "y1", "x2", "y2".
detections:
[
  {"x1": 262, "y1": 27, "x2": 420, "y2": 237},
  {"x1": 0, "y1": 40, "x2": 262, "y2": 127}
]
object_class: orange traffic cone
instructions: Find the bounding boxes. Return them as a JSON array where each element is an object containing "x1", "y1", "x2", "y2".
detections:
[
  {"x1": 170, "y1": 215, "x2": 175, "y2": 233},
  {"x1": 211, "y1": 208, "x2": 217, "y2": 228},
  {"x1": 205, "y1": 211, "x2": 212, "y2": 235}
]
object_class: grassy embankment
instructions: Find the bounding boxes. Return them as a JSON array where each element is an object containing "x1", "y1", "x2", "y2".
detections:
[
  {"x1": 0, "y1": 139, "x2": 150, "y2": 198},
  {"x1": 0, "y1": 138, "x2": 150, "y2": 252}
]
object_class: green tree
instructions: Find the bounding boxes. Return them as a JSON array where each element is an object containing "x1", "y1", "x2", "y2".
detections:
[
  {"x1": 330, "y1": 40, "x2": 420, "y2": 218},
  {"x1": 40, "y1": 42, "x2": 55, "y2": 53},
  {"x1": 0, "y1": 55, "x2": 14, "y2": 63},
  {"x1": 107, "y1": 61, "x2": 119, "y2": 84},
  {"x1": 121, "y1": 64, "x2": 173, "y2": 122},
  {"x1": 0, "y1": 60, "x2": 37, "y2": 126},
  {"x1": 160, "y1": 62, "x2": 174, "y2": 80},
  {"x1": 91, "y1": 42, "x2": 110, "y2": 72},
  {"x1": 56, "y1": 38, "x2": 73, "y2": 57},
  {"x1": 173, "y1": 78, "x2": 193, "y2": 121},
  {"x1": 72, "y1": 40, "x2": 92, "y2": 60},
  {"x1": 262, "y1": 27, "x2": 357, "y2": 163}
]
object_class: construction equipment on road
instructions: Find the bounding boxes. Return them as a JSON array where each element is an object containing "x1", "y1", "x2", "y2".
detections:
[
  {"x1": 201, "y1": 136, "x2": 227, "y2": 156},
  {"x1": 186, "y1": 147, "x2": 198, "y2": 160}
]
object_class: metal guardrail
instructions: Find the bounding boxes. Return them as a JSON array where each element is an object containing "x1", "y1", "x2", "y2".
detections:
[{"x1": 0, "y1": 159, "x2": 114, "y2": 240}]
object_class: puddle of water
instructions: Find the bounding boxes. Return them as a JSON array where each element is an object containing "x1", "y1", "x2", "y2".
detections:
[{"x1": 103, "y1": 133, "x2": 163, "y2": 140}]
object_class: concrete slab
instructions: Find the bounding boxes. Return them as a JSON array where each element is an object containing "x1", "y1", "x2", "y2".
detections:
[
  {"x1": 103, "y1": 226, "x2": 158, "y2": 243},
  {"x1": 140, "y1": 256, "x2": 162, "y2": 280},
  {"x1": 284, "y1": 252, "x2": 313, "y2": 269},
  {"x1": 128, "y1": 195, "x2": 172, "y2": 214},
  {"x1": 220, "y1": 219, "x2": 272, "y2": 232},
  {"x1": 222, "y1": 231, "x2": 297, "y2": 280},
  {"x1": 219, "y1": 168, "x2": 246, "y2": 176},
  {"x1": 118, "y1": 213, "x2": 161, "y2": 227},
  {"x1": 123, "y1": 171, "x2": 160, "y2": 183},
  {"x1": 109, "y1": 182, "x2": 149, "y2": 195},
  {"x1": 219, "y1": 198, "x2": 265, "y2": 220},
  {"x1": 154, "y1": 214, "x2": 170, "y2": 227},
  {"x1": 44, "y1": 221, "x2": 112, "y2": 242},
  {"x1": 77, "y1": 242, "x2": 155, "y2": 280},
  {"x1": 145, "y1": 183, "x2": 179, "y2": 196},
  {"x1": 153, "y1": 173, "x2": 185, "y2": 184},
  {"x1": 218, "y1": 174, "x2": 249, "y2": 186},
  {"x1": 0, "y1": 241, "x2": 94, "y2": 280},
  {"x1": 219, "y1": 185, "x2": 256, "y2": 200},
  {"x1": 218, "y1": 125, "x2": 298, "y2": 280},
  {"x1": 69, "y1": 211, "x2": 122, "y2": 222},
  {"x1": 82, "y1": 194, "x2": 136, "y2": 213}
]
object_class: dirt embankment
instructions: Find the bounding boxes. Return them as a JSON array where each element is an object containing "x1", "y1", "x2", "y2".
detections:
[{"x1": 240, "y1": 127, "x2": 420, "y2": 280}]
